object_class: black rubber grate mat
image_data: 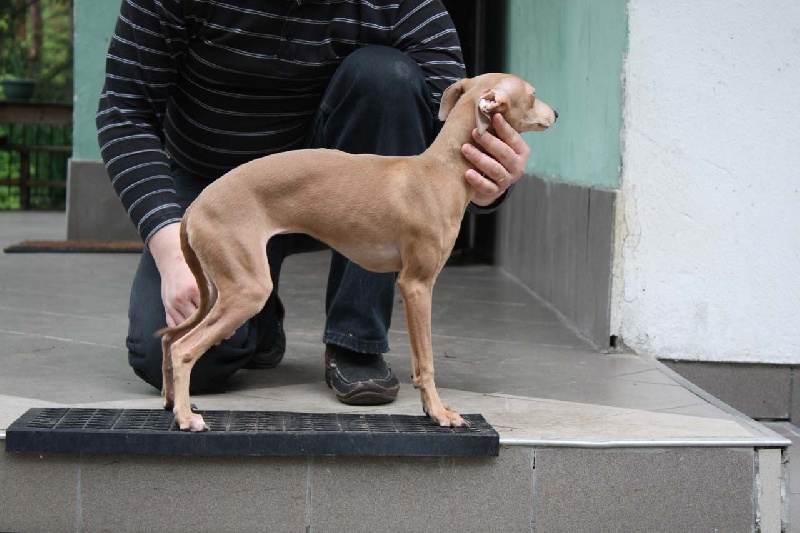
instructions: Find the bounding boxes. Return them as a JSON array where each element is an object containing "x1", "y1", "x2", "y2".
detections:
[{"x1": 5, "y1": 408, "x2": 499, "y2": 457}]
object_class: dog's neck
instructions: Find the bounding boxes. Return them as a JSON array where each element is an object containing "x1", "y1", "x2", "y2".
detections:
[
  {"x1": 424, "y1": 94, "x2": 497, "y2": 206},
  {"x1": 427, "y1": 95, "x2": 485, "y2": 168}
]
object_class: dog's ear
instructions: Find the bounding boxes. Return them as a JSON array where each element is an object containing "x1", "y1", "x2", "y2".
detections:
[
  {"x1": 476, "y1": 89, "x2": 509, "y2": 136},
  {"x1": 438, "y1": 78, "x2": 472, "y2": 122}
]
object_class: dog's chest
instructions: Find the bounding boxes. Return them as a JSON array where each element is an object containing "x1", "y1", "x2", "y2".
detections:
[{"x1": 333, "y1": 241, "x2": 402, "y2": 274}]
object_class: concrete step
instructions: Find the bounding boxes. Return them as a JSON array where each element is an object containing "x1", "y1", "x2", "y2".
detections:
[
  {"x1": 0, "y1": 212, "x2": 790, "y2": 531},
  {"x1": 1, "y1": 374, "x2": 788, "y2": 532},
  {"x1": 0, "y1": 432, "x2": 787, "y2": 532}
]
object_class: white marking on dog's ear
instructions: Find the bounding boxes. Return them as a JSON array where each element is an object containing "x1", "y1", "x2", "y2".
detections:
[
  {"x1": 475, "y1": 99, "x2": 493, "y2": 136},
  {"x1": 475, "y1": 89, "x2": 497, "y2": 135},
  {"x1": 476, "y1": 90, "x2": 507, "y2": 135},
  {"x1": 474, "y1": 89, "x2": 511, "y2": 136}
]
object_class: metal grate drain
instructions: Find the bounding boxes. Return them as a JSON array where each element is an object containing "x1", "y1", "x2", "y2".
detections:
[{"x1": 5, "y1": 408, "x2": 499, "y2": 457}]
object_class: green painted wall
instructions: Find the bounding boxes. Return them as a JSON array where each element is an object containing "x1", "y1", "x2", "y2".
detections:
[
  {"x1": 71, "y1": 0, "x2": 628, "y2": 187},
  {"x1": 72, "y1": 0, "x2": 121, "y2": 160},
  {"x1": 503, "y1": 0, "x2": 628, "y2": 188}
]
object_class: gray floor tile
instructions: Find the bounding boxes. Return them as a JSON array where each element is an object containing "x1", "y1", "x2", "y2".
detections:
[
  {"x1": 510, "y1": 377, "x2": 705, "y2": 412},
  {"x1": 80, "y1": 455, "x2": 309, "y2": 532},
  {"x1": 0, "y1": 342, "x2": 153, "y2": 403},
  {"x1": 0, "y1": 452, "x2": 78, "y2": 532},
  {"x1": 310, "y1": 447, "x2": 533, "y2": 532},
  {"x1": 667, "y1": 361, "x2": 792, "y2": 420},
  {"x1": 654, "y1": 401, "x2": 744, "y2": 420},
  {"x1": 534, "y1": 447, "x2": 755, "y2": 532}
]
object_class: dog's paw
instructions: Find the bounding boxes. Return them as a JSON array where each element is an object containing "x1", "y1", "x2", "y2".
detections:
[
  {"x1": 428, "y1": 407, "x2": 470, "y2": 428},
  {"x1": 176, "y1": 412, "x2": 209, "y2": 432}
]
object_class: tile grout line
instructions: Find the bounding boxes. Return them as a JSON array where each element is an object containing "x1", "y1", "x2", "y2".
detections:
[
  {"x1": 305, "y1": 456, "x2": 313, "y2": 533},
  {"x1": 0, "y1": 305, "x2": 119, "y2": 322},
  {"x1": 498, "y1": 269, "x2": 601, "y2": 352},
  {"x1": 76, "y1": 456, "x2": 83, "y2": 533},
  {"x1": 391, "y1": 328, "x2": 587, "y2": 348},
  {"x1": 646, "y1": 354, "x2": 792, "y2": 442},
  {"x1": 0, "y1": 328, "x2": 124, "y2": 350},
  {"x1": 530, "y1": 449, "x2": 537, "y2": 533}
]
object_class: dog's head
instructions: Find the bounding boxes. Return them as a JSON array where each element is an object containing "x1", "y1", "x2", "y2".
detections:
[{"x1": 439, "y1": 73, "x2": 557, "y2": 135}]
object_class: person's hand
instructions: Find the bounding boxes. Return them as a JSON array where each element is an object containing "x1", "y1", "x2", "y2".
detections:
[
  {"x1": 460, "y1": 113, "x2": 531, "y2": 207},
  {"x1": 148, "y1": 223, "x2": 200, "y2": 331}
]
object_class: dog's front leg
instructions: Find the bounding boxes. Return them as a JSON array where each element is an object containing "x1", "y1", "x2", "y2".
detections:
[{"x1": 398, "y1": 271, "x2": 467, "y2": 427}]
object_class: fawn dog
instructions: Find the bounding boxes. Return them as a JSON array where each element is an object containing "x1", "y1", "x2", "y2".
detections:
[{"x1": 158, "y1": 73, "x2": 557, "y2": 431}]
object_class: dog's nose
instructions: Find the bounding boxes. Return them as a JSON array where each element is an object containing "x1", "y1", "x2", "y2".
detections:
[{"x1": 553, "y1": 110, "x2": 559, "y2": 120}]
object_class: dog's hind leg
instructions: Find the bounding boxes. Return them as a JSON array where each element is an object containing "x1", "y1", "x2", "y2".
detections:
[
  {"x1": 161, "y1": 335, "x2": 175, "y2": 411},
  {"x1": 170, "y1": 240, "x2": 274, "y2": 432}
]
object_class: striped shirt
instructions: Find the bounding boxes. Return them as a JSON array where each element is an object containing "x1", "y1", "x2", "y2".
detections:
[{"x1": 97, "y1": 0, "x2": 466, "y2": 243}]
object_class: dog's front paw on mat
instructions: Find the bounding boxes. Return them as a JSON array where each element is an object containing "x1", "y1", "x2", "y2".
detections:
[
  {"x1": 176, "y1": 412, "x2": 209, "y2": 432},
  {"x1": 427, "y1": 407, "x2": 470, "y2": 428}
]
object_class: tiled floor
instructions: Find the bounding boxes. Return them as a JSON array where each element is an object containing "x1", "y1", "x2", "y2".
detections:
[{"x1": 0, "y1": 211, "x2": 787, "y2": 450}]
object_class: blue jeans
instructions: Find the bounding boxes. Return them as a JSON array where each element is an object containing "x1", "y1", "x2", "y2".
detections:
[{"x1": 126, "y1": 46, "x2": 439, "y2": 392}]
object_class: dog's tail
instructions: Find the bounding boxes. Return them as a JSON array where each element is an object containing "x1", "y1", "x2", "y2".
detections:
[{"x1": 154, "y1": 217, "x2": 214, "y2": 342}]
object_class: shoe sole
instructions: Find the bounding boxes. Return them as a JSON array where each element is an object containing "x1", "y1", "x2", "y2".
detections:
[{"x1": 325, "y1": 375, "x2": 399, "y2": 406}]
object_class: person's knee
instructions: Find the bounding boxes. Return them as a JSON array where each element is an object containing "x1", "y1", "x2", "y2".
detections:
[
  {"x1": 320, "y1": 46, "x2": 436, "y2": 154},
  {"x1": 128, "y1": 339, "x2": 240, "y2": 394},
  {"x1": 336, "y1": 46, "x2": 429, "y2": 113},
  {"x1": 128, "y1": 338, "x2": 164, "y2": 391},
  {"x1": 129, "y1": 319, "x2": 264, "y2": 393}
]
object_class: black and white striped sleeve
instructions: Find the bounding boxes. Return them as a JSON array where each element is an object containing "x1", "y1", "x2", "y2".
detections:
[
  {"x1": 391, "y1": 0, "x2": 466, "y2": 105},
  {"x1": 96, "y1": 0, "x2": 188, "y2": 244}
]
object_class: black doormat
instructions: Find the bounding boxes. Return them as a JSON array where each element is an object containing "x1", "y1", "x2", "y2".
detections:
[
  {"x1": 3, "y1": 240, "x2": 144, "y2": 254},
  {"x1": 5, "y1": 408, "x2": 499, "y2": 457}
]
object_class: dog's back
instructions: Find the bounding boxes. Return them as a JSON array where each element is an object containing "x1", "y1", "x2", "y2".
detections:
[{"x1": 185, "y1": 147, "x2": 463, "y2": 274}]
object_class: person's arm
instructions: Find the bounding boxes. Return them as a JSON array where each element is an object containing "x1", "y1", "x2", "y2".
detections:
[
  {"x1": 97, "y1": 0, "x2": 198, "y2": 330},
  {"x1": 96, "y1": 0, "x2": 187, "y2": 245},
  {"x1": 147, "y1": 222, "x2": 201, "y2": 330},
  {"x1": 392, "y1": 0, "x2": 531, "y2": 212}
]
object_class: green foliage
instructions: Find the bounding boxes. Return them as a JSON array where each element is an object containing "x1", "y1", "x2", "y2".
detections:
[
  {"x1": 0, "y1": 0, "x2": 73, "y2": 102},
  {"x1": 0, "y1": 1, "x2": 72, "y2": 210},
  {"x1": 36, "y1": 0, "x2": 73, "y2": 102},
  {"x1": 0, "y1": 120, "x2": 72, "y2": 211},
  {"x1": 0, "y1": 0, "x2": 37, "y2": 79}
]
